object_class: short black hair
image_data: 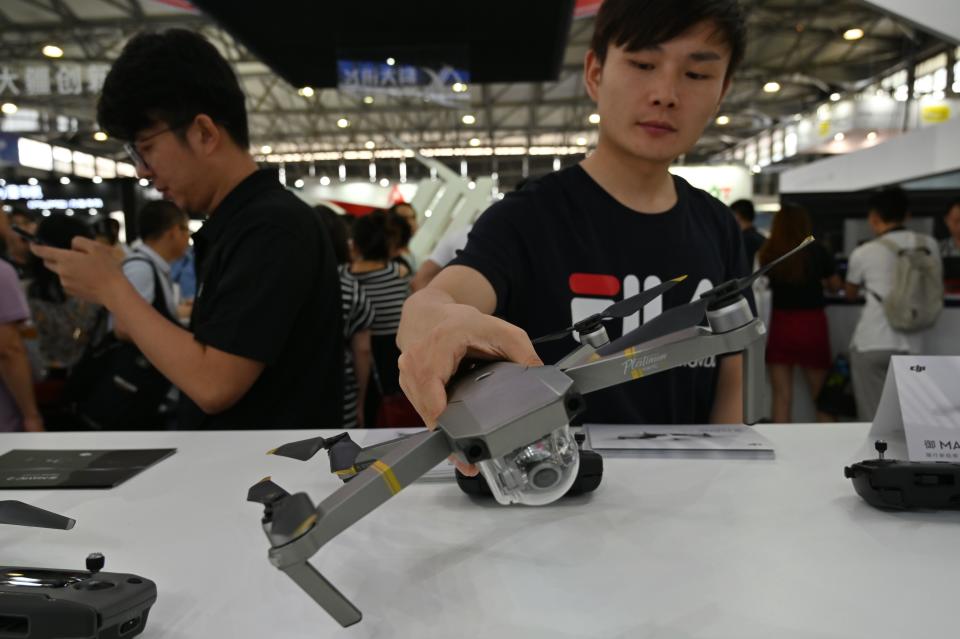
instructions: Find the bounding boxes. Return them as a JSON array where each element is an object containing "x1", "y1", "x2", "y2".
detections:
[
  {"x1": 91, "y1": 217, "x2": 121, "y2": 245},
  {"x1": 352, "y1": 211, "x2": 391, "y2": 262},
  {"x1": 385, "y1": 210, "x2": 412, "y2": 249},
  {"x1": 590, "y1": 0, "x2": 747, "y2": 80},
  {"x1": 867, "y1": 187, "x2": 909, "y2": 224},
  {"x1": 729, "y1": 199, "x2": 755, "y2": 222},
  {"x1": 97, "y1": 29, "x2": 249, "y2": 148},
  {"x1": 947, "y1": 198, "x2": 960, "y2": 215},
  {"x1": 138, "y1": 200, "x2": 188, "y2": 242}
]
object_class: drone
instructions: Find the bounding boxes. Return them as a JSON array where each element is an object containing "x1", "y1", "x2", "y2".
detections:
[{"x1": 248, "y1": 236, "x2": 815, "y2": 627}]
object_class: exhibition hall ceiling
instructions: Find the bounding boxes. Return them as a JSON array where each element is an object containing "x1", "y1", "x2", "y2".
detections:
[{"x1": 0, "y1": 0, "x2": 953, "y2": 164}]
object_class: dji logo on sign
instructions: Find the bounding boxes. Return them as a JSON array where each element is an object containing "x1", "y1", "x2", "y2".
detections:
[{"x1": 568, "y1": 273, "x2": 714, "y2": 336}]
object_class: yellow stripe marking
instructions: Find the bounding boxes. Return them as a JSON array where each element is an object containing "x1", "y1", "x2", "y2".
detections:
[
  {"x1": 372, "y1": 460, "x2": 402, "y2": 495},
  {"x1": 624, "y1": 347, "x2": 637, "y2": 357},
  {"x1": 292, "y1": 513, "x2": 317, "y2": 538},
  {"x1": 334, "y1": 466, "x2": 358, "y2": 477},
  {"x1": 631, "y1": 369, "x2": 644, "y2": 380}
]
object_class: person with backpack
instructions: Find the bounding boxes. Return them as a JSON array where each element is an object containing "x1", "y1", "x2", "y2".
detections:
[{"x1": 845, "y1": 187, "x2": 943, "y2": 421}]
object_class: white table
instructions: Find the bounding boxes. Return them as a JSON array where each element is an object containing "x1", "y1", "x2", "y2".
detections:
[{"x1": 2, "y1": 425, "x2": 957, "y2": 639}]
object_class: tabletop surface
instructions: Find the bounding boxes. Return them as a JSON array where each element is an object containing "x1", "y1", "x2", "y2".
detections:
[{"x1": 1, "y1": 424, "x2": 956, "y2": 639}]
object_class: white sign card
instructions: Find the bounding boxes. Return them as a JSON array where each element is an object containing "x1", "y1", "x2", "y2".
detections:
[{"x1": 870, "y1": 356, "x2": 960, "y2": 462}]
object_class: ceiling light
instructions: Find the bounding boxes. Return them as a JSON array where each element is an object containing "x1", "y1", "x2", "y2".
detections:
[
  {"x1": 715, "y1": 115, "x2": 730, "y2": 126},
  {"x1": 575, "y1": 136, "x2": 588, "y2": 145},
  {"x1": 451, "y1": 82, "x2": 467, "y2": 93},
  {"x1": 834, "y1": 132, "x2": 845, "y2": 142},
  {"x1": 843, "y1": 28, "x2": 864, "y2": 41},
  {"x1": 298, "y1": 86, "x2": 314, "y2": 97},
  {"x1": 60, "y1": 176, "x2": 71, "y2": 185},
  {"x1": 424, "y1": 209, "x2": 433, "y2": 218},
  {"x1": 319, "y1": 176, "x2": 331, "y2": 186},
  {"x1": 830, "y1": 93, "x2": 841, "y2": 102},
  {"x1": 28, "y1": 177, "x2": 38, "y2": 186},
  {"x1": 469, "y1": 138, "x2": 481, "y2": 147},
  {"x1": 92, "y1": 176, "x2": 103, "y2": 184},
  {"x1": 763, "y1": 81, "x2": 781, "y2": 93},
  {"x1": 461, "y1": 114, "x2": 476, "y2": 125},
  {"x1": 386, "y1": 57, "x2": 396, "y2": 66},
  {"x1": 1, "y1": 103, "x2": 17, "y2": 115},
  {"x1": 65, "y1": 209, "x2": 74, "y2": 216},
  {"x1": 294, "y1": 179, "x2": 304, "y2": 188},
  {"x1": 93, "y1": 131, "x2": 108, "y2": 141},
  {"x1": 365, "y1": 140, "x2": 376, "y2": 149},
  {"x1": 337, "y1": 118, "x2": 349, "y2": 128},
  {"x1": 42, "y1": 44, "x2": 63, "y2": 58},
  {"x1": 260, "y1": 145, "x2": 272, "y2": 154},
  {"x1": 42, "y1": 210, "x2": 51, "y2": 217},
  {"x1": 363, "y1": 96, "x2": 375, "y2": 105},
  {"x1": 467, "y1": 181, "x2": 476, "y2": 190},
  {"x1": 379, "y1": 178, "x2": 390, "y2": 187},
  {"x1": 751, "y1": 165, "x2": 762, "y2": 174},
  {"x1": 138, "y1": 178, "x2": 149, "y2": 187},
  {"x1": 866, "y1": 131, "x2": 878, "y2": 141},
  {"x1": 588, "y1": 113, "x2": 600, "y2": 124}
]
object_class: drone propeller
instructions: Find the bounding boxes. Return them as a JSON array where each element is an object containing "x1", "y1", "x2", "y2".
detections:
[
  {"x1": 269, "y1": 493, "x2": 318, "y2": 542},
  {"x1": 268, "y1": 436, "x2": 330, "y2": 461},
  {"x1": 597, "y1": 236, "x2": 815, "y2": 357},
  {"x1": 0, "y1": 500, "x2": 75, "y2": 530},
  {"x1": 268, "y1": 433, "x2": 363, "y2": 478},
  {"x1": 532, "y1": 276, "x2": 686, "y2": 344},
  {"x1": 247, "y1": 476, "x2": 291, "y2": 506}
]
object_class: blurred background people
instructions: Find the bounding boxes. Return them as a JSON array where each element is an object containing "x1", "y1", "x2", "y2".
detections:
[
  {"x1": 0, "y1": 258, "x2": 43, "y2": 432},
  {"x1": 318, "y1": 205, "x2": 374, "y2": 429},
  {"x1": 758, "y1": 203, "x2": 842, "y2": 422},
  {"x1": 411, "y1": 224, "x2": 472, "y2": 292},
  {"x1": 940, "y1": 198, "x2": 960, "y2": 257},
  {"x1": 845, "y1": 187, "x2": 941, "y2": 421},
  {"x1": 349, "y1": 210, "x2": 416, "y2": 426},
  {"x1": 730, "y1": 198, "x2": 765, "y2": 268}
]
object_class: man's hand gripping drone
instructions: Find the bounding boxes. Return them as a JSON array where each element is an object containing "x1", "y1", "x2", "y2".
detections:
[{"x1": 248, "y1": 237, "x2": 815, "y2": 626}]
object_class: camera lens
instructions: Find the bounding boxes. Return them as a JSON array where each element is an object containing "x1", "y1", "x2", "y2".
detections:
[{"x1": 529, "y1": 463, "x2": 561, "y2": 489}]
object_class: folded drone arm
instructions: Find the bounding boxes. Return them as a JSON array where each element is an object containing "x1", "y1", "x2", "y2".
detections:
[
  {"x1": 563, "y1": 319, "x2": 767, "y2": 425},
  {"x1": 267, "y1": 428, "x2": 453, "y2": 627}
]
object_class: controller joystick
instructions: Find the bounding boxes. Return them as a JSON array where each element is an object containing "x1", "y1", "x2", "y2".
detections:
[
  {"x1": 875, "y1": 440, "x2": 887, "y2": 461},
  {"x1": 86, "y1": 552, "x2": 105, "y2": 573}
]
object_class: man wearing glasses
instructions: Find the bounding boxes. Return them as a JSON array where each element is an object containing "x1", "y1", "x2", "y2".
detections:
[{"x1": 32, "y1": 29, "x2": 344, "y2": 429}]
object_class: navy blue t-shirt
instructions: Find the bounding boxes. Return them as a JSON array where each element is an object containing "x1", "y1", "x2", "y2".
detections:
[{"x1": 450, "y1": 165, "x2": 750, "y2": 425}]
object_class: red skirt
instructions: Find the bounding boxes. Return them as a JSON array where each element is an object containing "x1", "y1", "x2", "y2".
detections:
[{"x1": 765, "y1": 308, "x2": 832, "y2": 370}]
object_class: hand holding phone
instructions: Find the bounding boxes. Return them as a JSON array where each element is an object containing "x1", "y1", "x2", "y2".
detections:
[{"x1": 11, "y1": 225, "x2": 47, "y2": 246}]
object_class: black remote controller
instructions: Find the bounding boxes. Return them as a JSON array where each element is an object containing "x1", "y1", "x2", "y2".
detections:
[
  {"x1": 0, "y1": 553, "x2": 156, "y2": 639},
  {"x1": 844, "y1": 440, "x2": 960, "y2": 510}
]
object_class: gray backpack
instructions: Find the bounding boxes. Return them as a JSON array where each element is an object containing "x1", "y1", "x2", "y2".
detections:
[{"x1": 874, "y1": 234, "x2": 943, "y2": 332}]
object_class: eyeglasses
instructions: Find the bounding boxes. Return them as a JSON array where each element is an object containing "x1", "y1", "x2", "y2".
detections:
[{"x1": 123, "y1": 122, "x2": 189, "y2": 171}]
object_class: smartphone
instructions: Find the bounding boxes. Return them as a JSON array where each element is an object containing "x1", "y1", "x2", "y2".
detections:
[{"x1": 11, "y1": 225, "x2": 47, "y2": 246}]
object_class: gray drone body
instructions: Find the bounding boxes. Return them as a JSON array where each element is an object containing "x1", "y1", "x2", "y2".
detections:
[{"x1": 251, "y1": 237, "x2": 815, "y2": 627}]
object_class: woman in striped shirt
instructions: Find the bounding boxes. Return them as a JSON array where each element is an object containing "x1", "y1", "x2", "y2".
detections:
[{"x1": 349, "y1": 211, "x2": 417, "y2": 426}]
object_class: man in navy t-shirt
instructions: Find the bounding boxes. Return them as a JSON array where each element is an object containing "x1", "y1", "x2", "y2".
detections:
[{"x1": 398, "y1": 0, "x2": 750, "y2": 473}]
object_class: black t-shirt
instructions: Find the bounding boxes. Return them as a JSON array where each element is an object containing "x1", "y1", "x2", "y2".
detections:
[
  {"x1": 181, "y1": 169, "x2": 343, "y2": 429},
  {"x1": 767, "y1": 242, "x2": 836, "y2": 310},
  {"x1": 451, "y1": 165, "x2": 750, "y2": 425}
]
